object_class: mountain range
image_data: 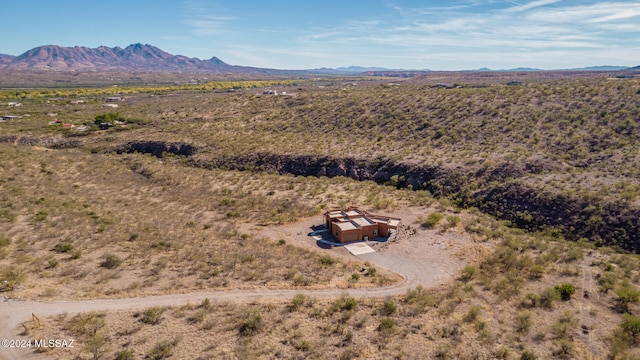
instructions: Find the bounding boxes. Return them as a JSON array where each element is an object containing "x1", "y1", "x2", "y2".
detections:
[
  {"x1": 0, "y1": 43, "x2": 285, "y2": 74},
  {"x1": 0, "y1": 43, "x2": 637, "y2": 74}
]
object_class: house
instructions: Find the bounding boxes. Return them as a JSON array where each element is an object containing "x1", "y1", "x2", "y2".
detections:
[
  {"x1": 62, "y1": 124, "x2": 74, "y2": 129},
  {"x1": 106, "y1": 96, "x2": 122, "y2": 102},
  {"x1": 324, "y1": 207, "x2": 401, "y2": 243}
]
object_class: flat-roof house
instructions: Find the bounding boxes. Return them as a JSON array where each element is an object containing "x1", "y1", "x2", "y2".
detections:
[{"x1": 324, "y1": 207, "x2": 401, "y2": 243}]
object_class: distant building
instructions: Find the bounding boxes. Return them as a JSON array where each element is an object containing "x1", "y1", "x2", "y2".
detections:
[
  {"x1": 2, "y1": 115, "x2": 20, "y2": 120},
  {"x1": 324, "y1": 207, "x2": 401, "y2": 243}
]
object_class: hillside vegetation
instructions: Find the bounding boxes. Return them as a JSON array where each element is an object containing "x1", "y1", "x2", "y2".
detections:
[
  {"x1": 2, "y1": 77, "x2": 639, "y2": 250},
  {"x1": 2, "y1": 74, "x2": 640, "y2": 359}
]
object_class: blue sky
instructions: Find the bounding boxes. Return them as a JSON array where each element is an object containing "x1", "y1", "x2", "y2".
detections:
[{"x1": 2, "y1": 0, "x2": 639, "y2": 70}]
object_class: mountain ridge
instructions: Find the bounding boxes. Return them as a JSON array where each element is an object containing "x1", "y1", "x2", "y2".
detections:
[{"x1": 1, "y1": 43, "x2": 637, "y2": 74}]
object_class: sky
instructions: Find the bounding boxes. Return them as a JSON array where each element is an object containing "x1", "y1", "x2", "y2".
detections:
[{"x1": 2, "y1": 0, "x2": 640, "y2": 70}]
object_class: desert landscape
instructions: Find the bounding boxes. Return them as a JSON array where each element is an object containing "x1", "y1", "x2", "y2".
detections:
[{"x1": 0, "y1": 60, "x2": 639, "y2": 359}]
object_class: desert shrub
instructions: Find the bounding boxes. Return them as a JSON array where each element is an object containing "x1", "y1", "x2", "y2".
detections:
[
  {"x1": 463, "y1": 305, "x2": 481, "y2": 323},
  {"x1": 100, "y1": 254, "x2": 122, "y2": 269},
  {"x1": 64, "y1": 312, "x2": 106, "y2": 336},
  {"x1": 319, "y1": 256, "x2": 336, "y2": 266},
  {"x1": 54, "y1": 242, "x2": 74, "y2": 253},
  {"x1": 293, "y1": 274, "x2": 311, "y2": 286},
  {"x1": 239, "y1": 311, "x2": 263, "y2": 336},
  {"x1": 146, "y1": 340, "x2": 174, "y2": 360},
  {"x1": 292, "y1": 293, "x2": 306, "y2": 310},
  {"x1": 528, "y1": 264, "x2": 546, "y2": 279},
  {"x1": 516, "y1": 311, "x2": 532, "y2": 334},
  {"x1": 521, "y1": 350, "x2": 536, "y2": 360},
  {"x1": 446, "y1": 215, "x2": 461, "y2": 228},
  {"x1": 331, "y1": 294, "x2": 358, "y2": 312},
  {"x1": 539, "y1": 287, "x2": 561, "y2": 308},
  {"x1": 421, "y1": 212, "x2": 443, "y2": 228},
  {"x1": 598, "y1": 272, "x2": 617, "y2": 293},
  {"x1": 378, "y1": 317, "x2": 395, "y2": 331},
  {"x1": 494, "y1": 346, "x2": 510, "y2": 359},
  {"x1": 34, "y1": 210, "x2": 48, "y2": 222},
  {"x1": 552, "y1": 339, "x2": 575, "y2": 358},
  {"x1": 0, "y1": 267, "x2": 26, "y2": 291},
  {"x1": 139, "y1": 307, "x2": 164, "y2": 325},
  {"x1": 621, "y1": 314, "x2": 640, "y2": 343},
  {"x1": 460, "y1": 265, "x2": 476, "y2": 281},
  {"x1": 114, "y1": 349, "x2": 135, "y2": 360},
  {"x1": 380, "y1": 299, "x2": 397, "y2": 315},
  {"x1": 0, "y1": 237, "x2": 10, "y2": 247},
  {"x1": 404, "y1": 285, "x2": 433, "y2": 314},
  {"x1": 200, "y1": 298, "x2": 211, "y2": 309},
  {"x1": 365, "y1": 267, "x2": 377, "y2": 277},
  {"x1": 555, "y1": 284, "x2": 576, "y2": 301},
  {"x1": 616, "y1": 282, "x2": 640, "y2": 313}
]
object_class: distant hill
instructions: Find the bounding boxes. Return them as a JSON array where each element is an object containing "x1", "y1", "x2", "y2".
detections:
[
  {"x1": 0, "y1": 43, "x2": 305, "y2": 75},
  {"x1": 0, "y1": 43, "x2": 636, "y2": 75},
  {"x1": 0, "y1": 53, "x2": 15, "y2": 66},
  {"x1": 570, "y1": 65, "x2": 630, "y2": 71}
]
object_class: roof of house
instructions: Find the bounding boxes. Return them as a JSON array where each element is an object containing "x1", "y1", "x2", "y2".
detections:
[
  {"x1": 335, "y1": 221, "x2": 358, "y2": 231},
  {"x1": 352, "y1": 217, "x2": 374, "y2": 227}
]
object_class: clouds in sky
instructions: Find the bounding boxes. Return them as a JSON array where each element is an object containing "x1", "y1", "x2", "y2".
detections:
[{"x1": 178, "y1": 0, "x2": 640, "y2": 69}]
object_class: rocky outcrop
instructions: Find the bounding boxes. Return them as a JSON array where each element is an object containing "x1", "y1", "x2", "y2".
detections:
[{"x1": 117, "y1": 141, "x2": 198, "y2": 158}]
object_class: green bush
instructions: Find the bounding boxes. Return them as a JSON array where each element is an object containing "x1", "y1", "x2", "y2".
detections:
[
  {"x1": 139, "y1": 307, "x2": 163, "y2": 325},
  {"x1": 319, "y1": 256, "x2": 336, "y2": 266},
  {"x1": 616, "y1": 283, "x2": 640, "y2": 313},
  {"x1": 516, "y1": 311, "x2": 532, "y2": 334},
  {"x1": 332, "y1": 294, "x2": 358, "y2": 312},
  {"x1": 54, "y1": 242, "x2": 74, "y2": 253},
  {"x1": 378, "y1": 317, "x2": 396, "y2": 331},
  {"x1": 146, "y1": 340, "x2": 174, "y2": 360},
  {"x1": 621, "y1": 314, "x2": 640, "y2": 343},
  {"x1": 463, "y1": 305, "x2": 481, "y2": 323},
  {"x1": 239, "y1": 311, "x2": 263, "y2": 336},
  {"x1": 114, "y1": 349, "x2": 135, "y2": 360},
  {"x1": 521, "y1": 350, "x2": 536, "y2": 360},
  {"x1": 539, "y1": 287, "x2": 561, "y2": 308},
  {"x1": 421, "y1": 212, "x2": 443, "y2": 228},
  {"x1": 94, "y1": 112, "x2": 126, "y2": 125},
  {"x1": 380, "y1": 300, "x2": 397, "y2": 315},
  {"x1": 0, "y1": 237, "x2": 11, "y2": 247},
  {"x1": 555, "y1": 284, "x2": 576, "y2": 301},
  {"x1": 100, "y1": 254, "x2": 122, "y2": 269},
  {"x1": 292, "y1": 293, "x2": 306, "y2": 309},
  {"x1": 460, "y1": 265, "x2": 476, "y2": 281},
  {"x1": 446, "y1": 215, "x2": 461, "y2": 228}
]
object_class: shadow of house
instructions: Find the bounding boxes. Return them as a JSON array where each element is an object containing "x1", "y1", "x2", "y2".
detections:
[{"x1": 324, "y1": 206, "x2": 401, "y2": 243}]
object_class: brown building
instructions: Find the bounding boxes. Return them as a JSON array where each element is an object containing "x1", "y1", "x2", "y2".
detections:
[{"x1": 324, "y1": 207, "x2": 401, "y2": 243}]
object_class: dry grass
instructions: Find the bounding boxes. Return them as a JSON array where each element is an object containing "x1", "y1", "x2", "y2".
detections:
[
  {"x1": 28, "y1": 231, "x2": 640, "y2": 359},
  {"x1": 0, "y1": 144, "x2": 408, "y2": 300}
]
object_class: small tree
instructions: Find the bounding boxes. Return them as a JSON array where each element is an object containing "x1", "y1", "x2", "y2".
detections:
[{"x1": 94, "y1": 112, "x2": 126, "y2": 125}]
